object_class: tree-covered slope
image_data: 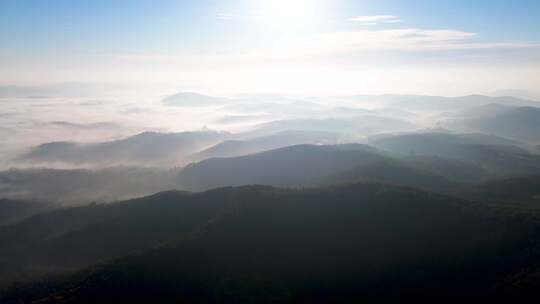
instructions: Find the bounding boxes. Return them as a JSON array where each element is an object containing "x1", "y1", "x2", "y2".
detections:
[{"x1": 4, "y1": 183, "x2": 540, "y2": 302}]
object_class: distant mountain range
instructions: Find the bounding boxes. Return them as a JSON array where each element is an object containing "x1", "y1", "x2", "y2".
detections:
[
  {"x1": 248, "y1": 116, "x2": 416, "y2": 137},
  {"x1": 191, "y1": 130, "x2": 343, "y2": 161},
  {"x1": 178, "y1": 133, "x2": 540, "y2": 192},
  {"x1": 350, "y1": 94, "x2": 540, "y2": 112},
  {"x1": 369, "y1": 132, "x2": 540, "y2": 175},
  {"x1": 444, "y1": 105, "x2": 540, "y2": 143},
  {"x1": 8, "y1": 130, "x2": 540, "y2": 205},
  {"x1": 18, "y1": 130, "x2": 229, "y2": 167}
]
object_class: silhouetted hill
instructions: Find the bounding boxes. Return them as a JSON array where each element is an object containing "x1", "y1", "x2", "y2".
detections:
[
  {"x1": 386, "y1": 95, "x2": 539, "y2": 112},
  {"x1": 0, "y1": 199, "x2": 52, "y2": 226},
  {"x1": 370, "y1": 132, "x2": 540, "y2": 175},
  {"x1": 177, "y1": 144, "x2": 387, "y2": 191},
  {"x1": 4, "y1": 183, "x2": 540, "y2": 302},
  {"x1": 0, "y1": 85, "x2": 53, "y2": 98},
  {"x1": 459, "y1": 175, "x2": 540, "y2": 205},
  {"x1": 192, "y1": 130, "x2": 342, "y2": 161},
  {"x1": 250, "y1": 116, "x2": 416, "y2": 137},
  {"x1": 335, "y1": 94, "x2": 538, "y2": 113},
  {"x1": 0, "y1": 189, "x2": 236, "y2": 280},
  {"x1": 0, "y1": 167, "x2": 178, "y2": 204},
  {"x1": 460, "y1": 107, "x2": 540, "y2": 143},
  {"x1": 18, "y1": 130, "x2": 229, "y2": 167},
  {"x1": 454, "y1": 103, "x2": 516, "y2": 119},
  {"x1": 404, "y1": 155, "x2": 491, "y2": 183},
  {"x1": 323, "y1": 159, "x2": 460, "y2": 193}
]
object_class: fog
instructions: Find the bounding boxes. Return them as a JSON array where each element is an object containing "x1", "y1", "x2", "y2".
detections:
[{"x1": 0, "y1": 83, "x2": 539, "y2": 205}]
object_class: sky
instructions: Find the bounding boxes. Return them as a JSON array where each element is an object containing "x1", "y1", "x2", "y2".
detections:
[{"x1": 1, "y1": 0, "x2": 539, "y2": 96}]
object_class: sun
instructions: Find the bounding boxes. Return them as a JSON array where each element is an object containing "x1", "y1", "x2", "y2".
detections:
[{"x1": 255, "y1": 0, "x2": 326, "y2": 30}]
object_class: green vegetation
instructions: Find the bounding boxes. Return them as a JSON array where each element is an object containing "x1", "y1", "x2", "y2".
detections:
[{"x1": 3, "y1": 183, "x2": 540, "y2": 302}]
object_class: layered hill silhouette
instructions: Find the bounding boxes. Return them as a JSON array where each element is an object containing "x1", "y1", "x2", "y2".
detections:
[
  {"x1": 177, "y1": 135, "x2": 540, "y2": 193},
  {"x1": 248, "y1": 116, "x2": 416, "y2": 137},
  {"x1": 384, "y1": 94, "x2": 539, "y2": 112},
  {"x1": 191, "y1": 130, "x2": 342, "y2": 161},
  {"x1": 369, "y1": 132, "x2": 540, "y2": 176},
  {"x1": 459, "y1": 106, "x2": 540, "y2": 143},
  {"x1": 0, "y1": 189, "x2": 236, "y2": 280},
  {"x1": 18, "y1": 130, "x2": 228, "y2": 167},
  {"x1": 459, "y1": 175, "x2": 540, "y2": 205},
  {"x1": 322, "y1": 158, "x2": 461, "y2": 193},
  {"x1": 3, "y1": 92, "x2": 540, "y2": 302},
  {"x1": 0, "y1": 167, "x2": 179, "y2": 205},
  {"x1": 0, "y1": 198, "x2": 52, "y2": 226},
  {"x1": 177, "y1": 144, "x2": 389, "y2": 191}
]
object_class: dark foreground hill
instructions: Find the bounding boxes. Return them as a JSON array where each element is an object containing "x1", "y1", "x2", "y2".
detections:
[
  {"x1": 459, "y1": 175, "x2": 540, "y2": 205},
  {"x1": 0, "y1": 199, "x2": 53, "y2": 226},
  {"x1": 3, "y1": 183, "x2": 540, "y2": 302}
]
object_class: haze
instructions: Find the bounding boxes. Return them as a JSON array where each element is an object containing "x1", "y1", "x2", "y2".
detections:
[{"x1": 1, "y1": 0, "x2": 540, "y2": 302}]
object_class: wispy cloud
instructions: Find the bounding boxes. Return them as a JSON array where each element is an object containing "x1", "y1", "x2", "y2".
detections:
[
  {"x1": 217, "y1": 12, "x2": 237, "y2": 20},
  {"x1": 320, "y1": 28, "x2": 540, "y2": 52},
  {"x1": 348, "y1": 15, "x2": 402, "y2": 25},
  {"x1": 110, "y1": 27, "x2": 540, "y2": 68}
]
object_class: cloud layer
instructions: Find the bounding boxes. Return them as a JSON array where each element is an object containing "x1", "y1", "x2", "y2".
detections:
[{"x1": 348, "y1": 15, "x2": 402, "y2": 25}]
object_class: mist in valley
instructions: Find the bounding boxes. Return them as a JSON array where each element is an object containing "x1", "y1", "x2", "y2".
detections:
[
  {"x1": 2, "y1": 0, "x2": 540, "y2": 302},
  {"x1": 3, "y1": 86, "x2": 540, "y2": 206}
]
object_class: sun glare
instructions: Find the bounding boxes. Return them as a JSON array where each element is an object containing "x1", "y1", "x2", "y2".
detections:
[{"x1": 256, "y1": 0, "x2": 327, "y2": 30}]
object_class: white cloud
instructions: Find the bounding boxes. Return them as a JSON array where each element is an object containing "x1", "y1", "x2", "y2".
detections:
[
  {"x1": 217, "y1": 12, "x2": 236, "y2": 20},
  {"x1": 314, "y1": 29, "x2": 479, "y2": 52},
  {"x1": 348, "y1": 15, "x2": 402, "y2": 25},
  {"x1": 110, "y1": 28, "x2": 539, "y2": 68}
]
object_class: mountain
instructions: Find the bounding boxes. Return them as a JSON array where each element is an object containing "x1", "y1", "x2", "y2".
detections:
[
  {"x1": 191, "y1": 130, "x2": 342, "y2": 161},
  {"x1": 453, "y1": 103, "x2": 516, "y2": 119},
  {"x1": 18, "y1": 130, "x2": 229, "y2": 167},
  {"x1": 457, "y1": 106, "x2": 540, "y2": 143},
  {"x1": 330, "y1": 94, "x2": 538, "y2": 113},
  {"x1": 369, "y1": 132, "x2": 540, "y2": 176},
  {"x1": 249, "y1": 116, "x2": 416, "y2": 137},
  {"x1": 323, "y1": 158, "x2": 460, "y2": 193},
  {"x1": 162, "y1": 92, "x2": 232, "y2": 107},
  {"x1": 177, "y1": 144, "x2": 387, "y2": 191},
  {"x1": 0, "y1": 167, "x2": 178, "y2": 204},
  {"x1": 181, "y1": 141, "x2": 502, "y2": 193},
  {"x1": 387, "y1": 95, "x2": 539, "y2": 112},
  {"x1": 492, "y1": 89, "x2": 540, "y2": 101},
  {"x1": 0, "y1": 189, "x2": 234, "y2": 281},
  {"x1": 404, "y1": 155, "x2": 491, "y2": 183},
  {"x1": 3, "y1": 183, "x2": 540, "y2": 302},
  {"x1": 0, "y1": 199, "x2": 53, "y2": 226},
  {"x1": 0, "y1": 85, "x2": 53, "y2": 98},
  {"x1": 459, "y1": 175, "x2": 540, "y2": 205}
]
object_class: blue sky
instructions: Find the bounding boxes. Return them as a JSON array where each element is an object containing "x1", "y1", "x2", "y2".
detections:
[{"x1": 1, "y1": 0, "x2": 539, "y2": 95}]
